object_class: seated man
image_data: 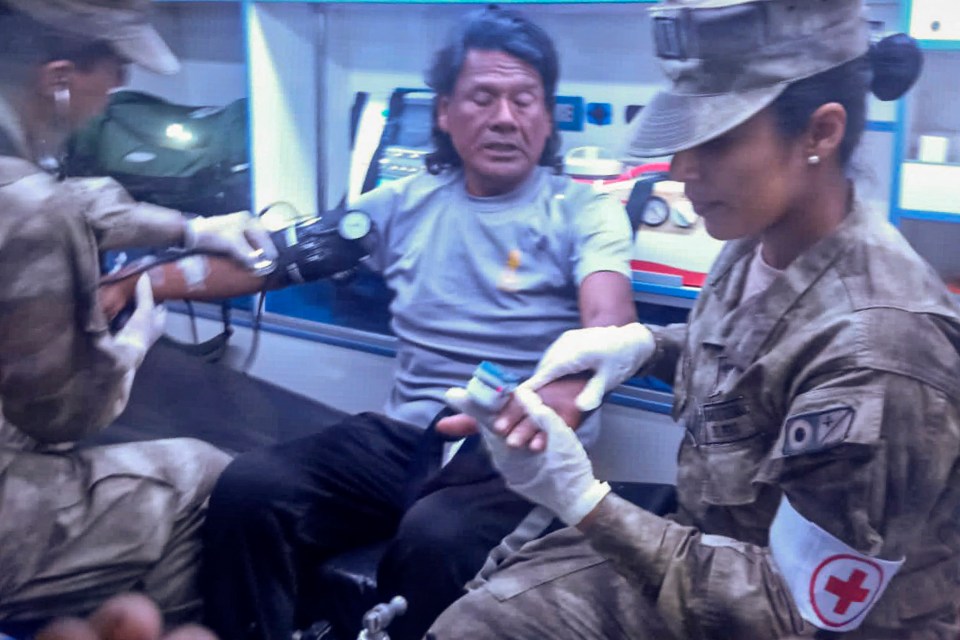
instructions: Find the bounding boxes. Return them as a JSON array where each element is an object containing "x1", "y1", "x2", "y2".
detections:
[
  {"x1": 191, "y1": 8, "x2": 636, "y2": 640},
  {"x1": 0, "y1": 0, "x2": 272, "y2": 626}
]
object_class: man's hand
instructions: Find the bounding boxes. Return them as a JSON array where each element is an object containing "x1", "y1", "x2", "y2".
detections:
[
  {"x1": 447, "y1": 387, "x2": 610, "y2": 526},
  {"x1": 436, "y1": 374, "x2": 588, "y2": 452},
  {"x1": 36, "y1": 594, "x2": 217, "y2": 640},
  {"x1": 524, "y1": 323, "x2": 656, "y2": 412},
  {"x1": 99, "y1": 277, "x2": 139, "y2": 322},
  {"x1": 183, "y1": 212, "x2": 277, "y2": 271}
]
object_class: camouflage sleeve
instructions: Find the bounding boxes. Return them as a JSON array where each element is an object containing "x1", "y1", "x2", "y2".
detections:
[
  {"x1": 580, "y1": 369, "x2": 959, "y2": 639},
  {"x1": 66, "y1": 176, "x2": 187, "y2": 250},
  {"x1": 638, "y1": 322, "x2": 686, "y2": 385},
  {"x1": 0, "y1": 188, "x2": 142, "y2": 443}
]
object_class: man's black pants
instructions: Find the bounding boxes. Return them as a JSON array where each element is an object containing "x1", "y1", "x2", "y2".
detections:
[{"x1": 199, "y1": 412, "x2": 535, "y2": 640}]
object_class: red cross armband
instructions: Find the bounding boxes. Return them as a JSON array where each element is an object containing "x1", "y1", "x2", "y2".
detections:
[{"x1": 769, "y1": 497, "x2": 904, "y2": 632}]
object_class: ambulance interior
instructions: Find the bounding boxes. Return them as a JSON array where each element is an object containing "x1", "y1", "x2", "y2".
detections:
[{"x1": 5, "y1": 0, "x2": 958, "y2": 637}]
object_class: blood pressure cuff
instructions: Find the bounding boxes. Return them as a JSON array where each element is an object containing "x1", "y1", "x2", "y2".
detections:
[{"x1": 269, "y1": 218, "x2": 368, "y2": 285}]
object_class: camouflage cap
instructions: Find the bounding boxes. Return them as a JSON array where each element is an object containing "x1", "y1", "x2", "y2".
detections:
[
  {"x1": 628, "y1": 0, "x2": 869, "y2": 158},
  {"x1": 4, "y1": 0, "x2": 179, "y2": 75}
]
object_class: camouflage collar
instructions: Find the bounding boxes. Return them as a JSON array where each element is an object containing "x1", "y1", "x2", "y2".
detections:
[
  {"x1": 701, "y1": 199, "x2": 872, "y2": 368},
  {"x1": 0, "y1": 95, "x2": 31, "y2": 161},
  {"x1": 0, "y1": 157, "x2": 43, "y2": 187},
  {"x1": 708, "y1": 196, "x2": 869, "y2": 288}
]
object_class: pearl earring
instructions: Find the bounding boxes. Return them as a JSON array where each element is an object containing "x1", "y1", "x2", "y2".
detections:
[{"x1": 807, "y1": 154, "x2": 821, "y2": 166}]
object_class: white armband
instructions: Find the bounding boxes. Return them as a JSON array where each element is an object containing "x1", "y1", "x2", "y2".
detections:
[{"x1": 769, "y1": 496, "x2": 903, "y2": 632}]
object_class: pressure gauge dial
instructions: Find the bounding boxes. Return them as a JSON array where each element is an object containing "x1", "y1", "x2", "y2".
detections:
[
  {"x1": 640, "y1": 196, "x2": 670, "y2": 227},
  {"x1": 338, "y1": 210, "x2": 373, "y2": 241}
]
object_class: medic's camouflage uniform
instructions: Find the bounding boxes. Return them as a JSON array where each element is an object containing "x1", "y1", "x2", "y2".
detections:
[
  {"x1": 429, "y1": 202, "x2": 960, "y2": 639},
  {"x1": 0, "y1": 99, "x2": 229, "y2": 622}
]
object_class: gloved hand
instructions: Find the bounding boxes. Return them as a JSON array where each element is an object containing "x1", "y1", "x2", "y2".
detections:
[
  {"x1": 183, "y1": 212, "x2": 278, "y2": 272},
  {"x1": 523, "y1": 323, "x2": 656, "y2": 412},
  {"x1": 96, "y1": 275, "x2": 166, "y2": 429},
  {"x1": 113, "y1": 275, "x2": 167, "y2": 367},
  {"x1": 445, "y1": 386, "x2": 610, "y2": 526}
]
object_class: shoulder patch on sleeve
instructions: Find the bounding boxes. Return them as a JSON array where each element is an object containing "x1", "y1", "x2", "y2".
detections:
[
  {"x1": 772, "y1": 391, "x2": 885, "y2": 461},
  {"x1": 782, "y1": 406, "x2": 855, "y2": 457},
  {"x1": 769, "y1": 496, "x2": 903, "y2": 632}
]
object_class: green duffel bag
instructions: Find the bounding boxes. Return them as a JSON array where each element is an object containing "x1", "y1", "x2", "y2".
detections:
[{"x1": 66, "y1": 90, "x2": 251, "y2": 216}]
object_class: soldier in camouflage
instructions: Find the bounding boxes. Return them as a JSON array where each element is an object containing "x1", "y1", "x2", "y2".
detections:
[
  {"x1": 430, "y1": 1, "x2": 960, "y2": 638},
  {"x1": 0, "y1": 0, "x2": 273, "y2": 624}
]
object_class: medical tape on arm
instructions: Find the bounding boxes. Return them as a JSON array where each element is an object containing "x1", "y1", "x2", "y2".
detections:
[
  {"x1": 769, "y1": 495, "x2": 903, "y2": 632},
  {"x1": 175, "y1": 254, "x2": 210, "y2": 290}
]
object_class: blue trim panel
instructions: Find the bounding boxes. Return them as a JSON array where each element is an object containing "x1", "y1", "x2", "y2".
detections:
[
  {"x1": 917, "y1": 40, "x2": 960, "y2": 51},
  {"x1": 895, "y1": 209, "x2": 960, "y2": 224},
  {"x1": 243, "y1": 320, "x2": 398, "y2": 358},
  {"x1": 632, "y1": 281, "x2": 701, "y2": 300},
  {"x1": 607, "y1": 392, "x2": 673, "y2": 415},
  {"x1": 162, "y1": 0, "x2": 660, "y2": 2},
  {"x1": 175, "y1": 305, "x2": 676, "y2": 412},
  {"x1": 865, "y1": 120, "x2": 896, "y2": 133},
  {"x1": 178, "y1": 304, "x2": 398, "y2": 357},
  {"x1": 251, "y1": 0, "x2": 658, "y2": 3}
]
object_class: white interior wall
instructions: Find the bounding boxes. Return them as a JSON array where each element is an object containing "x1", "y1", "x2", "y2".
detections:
[
  {"x1": 127, "y1": 2, "x2": 248, "y2": 105},
  {"x1": 321, "y1": 2, "x2": 904, "y2": 209},
  {"x1": 247, "y1": 3, "x2": 323, "y2": 215},
  {"x1": 909, "y1": 0, "x2": 960, "y2": 40},
  {"x1": 907, "y1": 51, "x2": 960, "y2": 162}
]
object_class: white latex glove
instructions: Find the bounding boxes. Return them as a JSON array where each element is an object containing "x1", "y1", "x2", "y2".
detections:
[
  {"x1": 445, "y1": 386, "x2": 610, "y2": 526},
  {"x1": 523, "y1": 323, "x2": 656, "y2": 412},
  {"x1": 113, "y1": 275, "x2": 167, "y2": 365},
  {"x1": 183, "y1": 212, "x2": 278, "y2": 272},
  {"x1": 98, "y1": 276, "x2": 167, "y2": 429}
]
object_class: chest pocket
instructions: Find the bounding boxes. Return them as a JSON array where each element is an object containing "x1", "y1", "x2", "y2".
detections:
[{"x1": 681, "y1": 338, "x2": 769, "y2": 507}]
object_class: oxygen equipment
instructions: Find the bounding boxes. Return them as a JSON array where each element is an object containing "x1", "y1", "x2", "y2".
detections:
[{"x1": 66, "y1": 90, "x2": 251, "y2": 216}]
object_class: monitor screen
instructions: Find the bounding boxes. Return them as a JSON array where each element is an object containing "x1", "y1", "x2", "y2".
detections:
[{"x1": 395, "y1": 97, "x2": 434, "y2": 149}]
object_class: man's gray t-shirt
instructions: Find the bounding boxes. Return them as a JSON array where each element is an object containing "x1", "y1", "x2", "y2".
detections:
[{"x1": 354, "y1": 166, "x2": 632, "y2": 434}]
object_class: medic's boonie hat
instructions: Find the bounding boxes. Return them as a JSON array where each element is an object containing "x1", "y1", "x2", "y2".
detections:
[
  {"x1": 4, "y1": 0, "x2": 180, "y2": 75},
  {"x1": 628, "y1": 0, "x2": 868, "y2": 157}
]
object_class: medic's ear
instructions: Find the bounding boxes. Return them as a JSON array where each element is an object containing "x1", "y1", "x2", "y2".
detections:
[
  {"x1": 804, "y1": 102, "x2": 846, "y2": 166},
  {"x1": 436, "y1": 94, "x2": 451, "y2": 134}
]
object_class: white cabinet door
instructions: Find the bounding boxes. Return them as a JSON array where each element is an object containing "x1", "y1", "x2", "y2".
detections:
[
  {"x1": 900, "y1": 161, "x2": 960, "y2": 215},
  {"x1": 910, "y1": 0, "x2": 960, "y2": 41}
]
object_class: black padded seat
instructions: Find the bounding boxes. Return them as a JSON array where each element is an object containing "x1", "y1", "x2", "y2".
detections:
[
  {"x1": 304, "y1": 481, "x2": 677, "y2": 639},
  {"x1": 93, "y1": 339, "x2": 349, "y2": 453},
  {"x1": 300, "y1": 541, "x2": 390, "y2": 640}
]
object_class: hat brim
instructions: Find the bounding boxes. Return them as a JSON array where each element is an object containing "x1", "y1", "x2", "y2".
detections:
[
  {"x1": 627, "y1": 84, "x2": 789, "y2": 158},
  {"x1": 110, "y1": 24, "x2": 180, "y2": 76}
]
